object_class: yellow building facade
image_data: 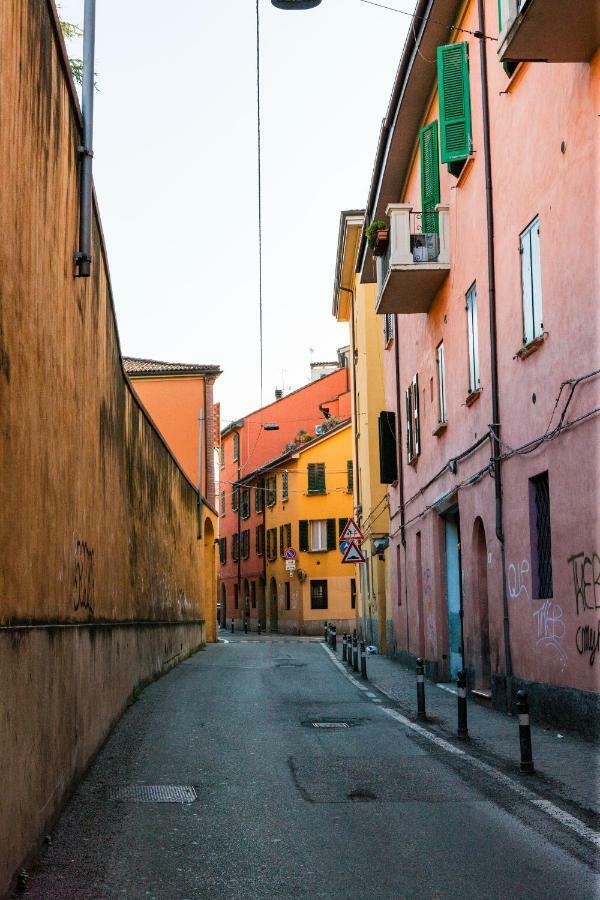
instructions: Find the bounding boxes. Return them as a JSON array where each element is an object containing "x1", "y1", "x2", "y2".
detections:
[
  {"x1": 251, "y1": 423, "x2": 356, "y2": 635},
  {"x1": 333, "y1": 211, "x2": 391, "y2": 651}
]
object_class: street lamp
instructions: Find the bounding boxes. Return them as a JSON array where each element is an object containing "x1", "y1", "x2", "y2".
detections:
[{"x1": 271, "y1": 0, "x2": 322, "y2": 8}]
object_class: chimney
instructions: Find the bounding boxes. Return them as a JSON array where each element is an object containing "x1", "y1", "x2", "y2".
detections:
[{"x1": 275, "y1": 389, "x2": 283, "y2": 400}]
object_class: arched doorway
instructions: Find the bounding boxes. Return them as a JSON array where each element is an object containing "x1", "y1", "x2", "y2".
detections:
[
  {"x1": 203, "y1": 517, "x2": 216, "y2": 641},
  {"x1": 220, "y1": 582, "x2": 226, "y2": 628},
  {"x1": 473, "y1": 517, "x2": 491, "y2": 690},
  {"x1": 269, "y1": 577, "x2": 278, "y2": 633}
]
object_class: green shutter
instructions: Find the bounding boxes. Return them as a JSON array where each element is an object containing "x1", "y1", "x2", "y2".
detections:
[
  {"x1": 317, "y1": 463, "x2": 326, "y2": 493},
  {"x1": 307, "y1": 464, "x2": 316, "y2": 493},
  {"x1": 346, "y1": 460, "x2": 353, "y2": 493},
  {"x1": 419, "y1": 121, "x2": 440, "y2": 233},
  {"x1": 299, "y1": 520, "x2": 309, "y2": 552},
  {"x1": 326, "y1": 519, "x2": 336, "y2": 551},
  {"x1": 308, "y1": 462, "x2": 325, "y2": 494},
  {"x1": 437, "y1": 43, "x2": 472, "y2": 164},
  {"x1": 338, "y1": 518, "x2": 347, "y2": 539},
  {"x1": 279, "y1": 526, "x2": 284, "y2": 556}
]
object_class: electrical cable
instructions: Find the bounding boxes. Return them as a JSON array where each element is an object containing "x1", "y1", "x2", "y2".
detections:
[{"x1": 358, "y1": 0, "x2": 498, "y2": 41}]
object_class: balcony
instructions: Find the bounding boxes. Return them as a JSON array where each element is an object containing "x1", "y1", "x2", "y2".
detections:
[
  {"x1": 375, "y1": 203, "x2": 450, "y2": 315},
  {"x1": 498, "y1": 0, "x2": 599, "y2": 63}
]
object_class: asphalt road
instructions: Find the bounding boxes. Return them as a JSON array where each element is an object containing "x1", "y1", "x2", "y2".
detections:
[{"x1": 25, "y1": 637, "x2": 598, "y2": 899}]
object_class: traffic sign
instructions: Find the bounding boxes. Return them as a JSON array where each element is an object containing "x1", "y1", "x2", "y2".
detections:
[
  {"x1": 342, "y1": 540, "x2": 366, "y2": 564},
  {"x1": 340, "y1": 518, "x2": 364, "y2": 542},
  {"x1": 284, "y1": 548, "x2": 297, "y2": 560},
  {"x1": 285, "y1": 559, "x2": 296, "y2": 571},
  {"x1": 339, "y1": 540, "x2": 350, "y2": 554}
]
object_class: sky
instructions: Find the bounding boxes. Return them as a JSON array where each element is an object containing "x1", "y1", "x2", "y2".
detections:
[{"x1": 58, "y1": 0, "x2": 408, "y2": 427}]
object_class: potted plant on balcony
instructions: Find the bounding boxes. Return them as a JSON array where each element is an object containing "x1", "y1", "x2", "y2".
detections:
[{"x1": 365, "y1": 219, "x2": 389, "y2": 257}]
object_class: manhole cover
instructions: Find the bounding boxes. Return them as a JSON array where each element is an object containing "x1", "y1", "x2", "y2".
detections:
[
  {"x1": 301, "y1": 718, "x2": 365, "y2": 729},
  {"x1": 106, "y1": 785, "x2": 197, "y2": 803},
  {"x1": 348, "y1": 789, "x2": 377, "y2": 802}
]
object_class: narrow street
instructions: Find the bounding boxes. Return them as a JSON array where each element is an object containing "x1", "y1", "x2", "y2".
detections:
[{"x1": 27, "y1": 637, "x2": 597, "y2": 899}]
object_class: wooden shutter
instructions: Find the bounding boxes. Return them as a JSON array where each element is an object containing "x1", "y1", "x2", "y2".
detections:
[
  {"x1": 437, "y1": 43, "x2": 472, "y2": 164},
  {"x1": 317, "y1": 463, "x2": 326, "y2": 493},
  {"x1": 279, "y1": 526, "x2": 284, "y2": 556},
  {"x1": 286, "y1": 523, "x2": 292, "y2": 549},
  {"x1": 326, "y1": 519, "x2": 336, "y2": 551},
  {"x1": 379, "y1": 411, "x2": 398, "y2": 484},
  {"x1": 347, "y1": 460, "x2": 354, "y2": 493},
  {"x1": 299, "y1": 520, "x2": 309, "y2": 552},
  {"x1": 419, "y1": 121, "x2": 440, "y2": 233},
  {"x1": 405, "y1": 387, "x2": 413, "y2": 462},
  {"x1": 412, "y1": 375, "x2": 421, "y2": 457},
  {"x1": 339, "y1": 518, "x2": 347, "y2": 539}
]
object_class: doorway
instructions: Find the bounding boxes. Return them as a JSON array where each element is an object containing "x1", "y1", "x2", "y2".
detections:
[
  {"x1": 444, "y1": 508, "x2": 464, "y2": 680},
  {"x1": 269, "y1": 577, "x2": 278, "y2": 632},
  {"x1": 473, "y1": 517, "x2": 491, "y2": 690},
  {"x1": 220, "y1": 582, "x2": 226, "y2": 627}
]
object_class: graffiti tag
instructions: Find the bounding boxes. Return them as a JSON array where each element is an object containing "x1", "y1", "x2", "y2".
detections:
[
  {"x1": 576, "y1": 621, "x2": 600, "y2": 666},
  {"x1": 532, "y1": 599, "x2": 567, "y2": 670},
  {"x1": 507, "y1": 559, "x2": 530, "y2": 602},
  {"x1": 73, "y1": 540, "x2": 95, "y2": 613},
  {"x1": 567, "y1": 552, "x2": 600, "y2": 616}
]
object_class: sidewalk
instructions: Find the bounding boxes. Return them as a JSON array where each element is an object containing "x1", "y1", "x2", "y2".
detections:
[{"x1": 330, "y1": 640, "x2": 600, "y2": 818}]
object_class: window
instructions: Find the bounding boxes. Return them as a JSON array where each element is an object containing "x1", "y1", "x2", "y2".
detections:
[
  {"x1": 251, "y1": 581, "x2": 256, "y2": 609},
  {"x1": 436, "y1": 342, "x2": 447, "y2": 423},
  {"x1": 282, "y1": 470, "x2": 289, "y2": 502},
  {"x1": 379, "y1": 411, "x2": 398, "y2": 483},
  {"x1": 466, "y1": 283, "x2": 480, "y2": 393},
  {"x1": 233, "y1": 432, "x2": 240, "y2": 462},
  {"x1": 419, "y1": 121, "x2": 440, "y2": 234},
  {"x1": 255, "y1": 525, "x2": 264, "y2": 556},
  {"x1": 437, "y1": 43, "x2": 472, "y2": 168},
  {"x1": 530, "y1": 472, "x2": 553, "y2": 600},
  {"x1": 220, "y1": 490, "x2": 226, "y2": 516},
  {"x1": 338, "y1": 518, "x2": 347, "y2": 540},
  {"x1": 279, "y1": 523, "x2": 291, "y2": 556},
  {"x1": 350, "y1": 578, "x2": 356, "y2": 610},
  {"x1": 234, "y1": 584, "x2": 239, "y2": 609},
  {"x1": 241, "y1": 529, "x2": 250, "y2": 560},
  {"x1": 255, "y1": 484, "x2": 263, "y2": 514},
  {"x1": 266, "y1": 527, "x2": 277, "y2": 562},
  {"x1": 220, "y1": 445, "x2": 224, "y2": 469},
  {"x1": 310, "y1": 580, "x2": 328, "y2": 610},
  {"x1": 307, "y1": 462, "x2": 326, "y2": 495},
  {"x1": 232, "y1": 533, "x2": 239, "y2": 562},
  {"x1": 520, "y1": 216, "x2": 543, "y2": 345},
  {"x1": 240, "y1": 488, "x2": 250, "y2": 519},
  {"x1": 346, "y1": 460, "x2": 354, "y2": 493},
  {"x1": 285, "y1": 582, "x2": 291, "y2": 611},
  {"x1": 405, "y1": 375, "x2": 421, "y2": 464},
  {"x1": 266, "y1": 475, "x2": 277, "y2": 507},
  {"x1": 308, "y1": 519, "x2": 336, "y2": 552},
  {"x1": 218, "y1": 537, "x2": 227, "y2": 565},
  {"x1": 232, "y1": 487, "x2": 239, "y2": 512},
  {"x1": 384, "y1": 314, "x2": 395, "y2": 346},
  {"x1": 299, "y1": 519, "x2": 309, "y2": 552}
]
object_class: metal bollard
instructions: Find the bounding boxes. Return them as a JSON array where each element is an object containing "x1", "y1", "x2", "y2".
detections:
[
  {"x1": 231, "y1": 618, "x2": 234, "y2": 634},
  {"x1": 352, "y1": 636, "x2": 359, "y2": 673},
  {"x1": 332, "y1": 625, "x2": 337, "y2": 652},
  {"x1": 360, "y1": 642, "x2": 367, "y2": 679},
  {"x1": 342, "y1": 633, "x2": 347, "y2": 662},
  {"x1": 244, "y1": 618, "x2": 248, "y2": 634},
  {"x1": 516, "y1": 690, "x2": 535, "y2": 774},
  {"x1": 457, "y1": 671, "x2": 468, "y2": 737},
  {"x1": 347, "y1": 635, "x2": 354, "y2": 667},
  {"x1": 324, "y1": 621, "x2": 328, "y2": 643},
  {"x1": 416, "y1": 658, "x2": 426, "y2": 721},
  {"x1": 257, "y1": 620, "x2": 262, "y2": 636}
]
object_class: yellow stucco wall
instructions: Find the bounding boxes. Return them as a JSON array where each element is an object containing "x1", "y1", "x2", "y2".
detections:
[{"x1": 264, "y1": 425, "x2": 356, "y2": 635}]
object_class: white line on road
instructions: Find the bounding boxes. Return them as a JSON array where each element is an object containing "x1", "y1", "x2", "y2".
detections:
[{"x1": 320, "y1": 643, "x2": 600, "y2": 850}]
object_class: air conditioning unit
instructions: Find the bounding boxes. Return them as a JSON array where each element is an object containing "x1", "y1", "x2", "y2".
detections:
[{"x1": 412, "y1": 232, "x2": 439, "y2": 263}]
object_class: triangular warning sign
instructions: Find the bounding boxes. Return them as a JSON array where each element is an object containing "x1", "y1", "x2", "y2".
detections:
[
  {"x1": 340, "y1": 518, "x2": 364, "y2": 542},
  {"x1": 342, "y1": 540, "x2": 366, "y2": 563}
]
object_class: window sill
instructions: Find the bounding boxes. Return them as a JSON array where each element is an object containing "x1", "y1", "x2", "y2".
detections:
[
  {"x1": 465, "y1": 389, "x2": 481, "y2": 407},
  {"x1": 515, "y1": 334, "x2": 546, "y2": 360},
  {"x1": 502, "y1": 61, "x2": 528, "y2": 94},
  {"x1": 454, "y1": 155, "x2": 475, "y2": 188},
  {"x1": 307, "y1": 491, "x2": 326, "y2": 496},
  {"x1": 432, "y1": 421, "x2": 447, "y2": 437},
  {"x1": 309, "y1": 549, "x2": 329, "y2": 554},
  {"x1": 407, "y1": 455, "x2": 419, "y2": 468}
]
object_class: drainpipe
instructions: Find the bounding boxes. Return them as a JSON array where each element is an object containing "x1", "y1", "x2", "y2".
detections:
[
  {"x1": 477, "y1": 0, "x2": 513, "y2": 705},
  {"x1": 236, "y1": 432, "x2": 241, "y2": 626},
  {"x1": 74, "y1": 0, "x2": 96, "y2": 277},
  {"x1": 262, "y1": 477, "x2": 267, "y2": 629},
  {"x1": 393, "y1": 314, "x2": 409, "y2": 653}
]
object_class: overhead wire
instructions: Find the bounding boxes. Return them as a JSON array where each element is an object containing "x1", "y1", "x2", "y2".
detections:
[{"x1": 358, "y1": 0, "x2": 498, "y2": 40}]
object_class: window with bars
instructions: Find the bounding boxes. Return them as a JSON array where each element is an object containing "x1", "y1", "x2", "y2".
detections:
[
  {"x1": 310, "y1": 580, "x2": 328, "y2": 610},
  {"x1": 520, "y1": 216, "x2": 543, "y2": 345},
  {"x1": 466, "y1": 283, "x2": 480, "y2": 393},
  {"x1": 233, "y1": 432, "x2": 240, "y2": 462},
  {"x1": 346, "y1": 460, "x2": 354, "y2": 493},
  {"x1": 266, "y1": 475, "x2": 277, "y2": 507},
  {"x1": 241, "y1": 529, "x2": 250, "y2": 559},
  {"x1": 220, "y1": 445, "x2": 225, "y2": 469},
  {"x1": 307, "y1": 462, "x2": 326, "y2": 495},
  {"x1": 282, "y1": 470, "x2": 289, "y2": 502},
  {"x1": 220, "y1": 490, "x2": 226, "y2": 516},
  {"x1": 255, "y1": 484, "x2": 263, "y2": 514},
  {"x1": 266, "y1": 527, "x2": 278, "y2": 561},
  {"x1": 405, "y1": 374, "x2": 421, "y2": 464},
  {"x1": 384, "y1": 314, "x2": 395, "y2": 346},
  {"x1": 240, "y1": 488, "x2": 250, "y2": 519},
  {"x1": 530, "y1": 471, "x2": 553, "y2": 599},
  {"x1": 436, "y1": 342, "x2": 447, "y2": 423},
  {"x1": 232, "y1": 533, "x2": 240, "y2": 562},
  {"x1": 255, "y1": 525, "x2": 264, "y2": 556}
]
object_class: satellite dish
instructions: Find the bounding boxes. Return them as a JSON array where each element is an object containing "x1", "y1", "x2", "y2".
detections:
[{"x1": 272, "y1": 0, "x2": 322, "y2": 9}]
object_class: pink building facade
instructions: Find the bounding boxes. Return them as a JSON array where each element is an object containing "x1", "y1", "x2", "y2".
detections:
[{"x1": 361, "y1": 0, "x2": 599, "y2": 732}]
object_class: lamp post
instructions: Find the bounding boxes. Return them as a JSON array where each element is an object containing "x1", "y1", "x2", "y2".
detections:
[{"x1": 271, "y1": 0, "x2": 322, "y2": 8}]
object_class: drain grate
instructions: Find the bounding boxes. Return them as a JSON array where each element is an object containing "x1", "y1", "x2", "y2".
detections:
[
  {"x1": 312, "y1": 722, "x2": 349, "y2": 729},
  {"x1": 106, "y1": 785, "x2": 197, "y2": 803}
]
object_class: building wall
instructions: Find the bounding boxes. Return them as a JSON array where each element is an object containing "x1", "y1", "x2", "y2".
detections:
[
  {"x1": 0, "y1": 1, "x2": 215, "y2": 891},
  {"x1": 379, "y1": 0, "x2": 599, "y2": 729}
]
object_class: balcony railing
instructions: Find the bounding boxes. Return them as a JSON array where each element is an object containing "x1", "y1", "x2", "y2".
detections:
[
  {"x1": 376, "y1": 203, "x2": 450, "y2": 315},
  {"x1": 498, "y1": 0, "x2": 599, "y2": 63}
]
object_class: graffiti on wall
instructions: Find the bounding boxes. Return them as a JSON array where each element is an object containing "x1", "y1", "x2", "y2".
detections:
[
  {"x1": 73, "y1": 540, "x2": 95, "y2": 614},
  {"x1": 507, "y1": 559, "x2": 530, "y2": 602},
  {"x1": 568, "y1": 551, "x2": 600, "y2": 666},
  {"x1": 507, "y1": 557, "x2": 567, "y2": 671}
]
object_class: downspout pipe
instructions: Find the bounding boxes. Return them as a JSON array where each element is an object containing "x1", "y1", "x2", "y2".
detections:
[
  {"x1": 393, "y1": 314, "x2": 409, "y2": 653},
  {"x1": 477, "y1": 0, "x2": 513, "y2": 704},
  {"x1": 75, "y1": 0, "x2": 96, "y2": 277}
]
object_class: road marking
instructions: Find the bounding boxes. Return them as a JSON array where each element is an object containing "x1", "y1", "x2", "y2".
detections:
[
  {"x1": 320, "y1": 643, "x2": 600, "y2": 850},
  {"x1": 437, "y1": 683, "x2": 458, "y2": 696}
]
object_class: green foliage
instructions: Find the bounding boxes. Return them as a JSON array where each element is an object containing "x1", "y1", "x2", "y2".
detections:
[
  {"x1": 365, "y1": 220, "x2": 388, "y2": 248},
  {"x1": 58, "y1": 9, "x2": 89, "y2": 88}
]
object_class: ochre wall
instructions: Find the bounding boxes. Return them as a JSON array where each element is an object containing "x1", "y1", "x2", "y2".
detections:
[{"x1": 0, "y1": 1, "x2": 215, "y2": 892}]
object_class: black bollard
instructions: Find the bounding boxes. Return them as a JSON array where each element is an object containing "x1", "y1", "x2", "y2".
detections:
[
  {"x1": 342, "y1": 633, "x2": 347, "y2": 662},
  {"x1": 516, "y1": 690, "x2": 535, "y2": 774},
  {"x1": 416, "y1": 658, "x2": 426, "y2": 721},
  {"x1": 324, "y1": 621, "x2": 328, "y2": 643},
  {"x1": 332, "y1": 625, "x2": 337, "y2": 652},
  {"x1": 244, "y1": 618, "x2": 248, "y2": 635},
  {"x1": 360, "y1": 641, "x2": 367, "y2": 679},
  {"x1": 347, "y1": 635, "x2": 354, "y2": 667},
  {"x1": 231, "y1": 618, "x2": 234, "y2": 634},
  {"x1": 257, "y1": 620, "x2": 262, "y2": 636},
  {"x1": 457, "y1": 671, "x2": 468, "y2": 738},
  {"x1": 352, "y1": 636, "x2": 359, "y2": 673}
]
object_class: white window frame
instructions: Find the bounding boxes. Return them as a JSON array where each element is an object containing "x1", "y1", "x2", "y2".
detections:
[
  {"x1": 310, "y1": 520, "x2": 327, "y2": 552},
  {"x1": 520, "y1": 216, "x2": 543, "y2": 345},
  {"x1": 466, "y1": 282, "x2": 480, "y2": 393},
  {"x1": 436, "y1": 342, "x2": 447, "y2": 424}
]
